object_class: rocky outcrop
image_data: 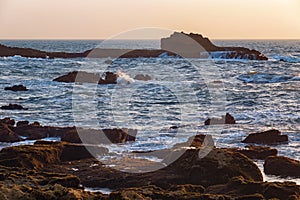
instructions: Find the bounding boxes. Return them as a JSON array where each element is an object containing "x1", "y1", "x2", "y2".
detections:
[
  {"x1": 0, "y1": 118, "x2": 136, "y2": 144},
  {"x1": 1, "y1": 103, "x2": 28, "y2": 110},
  {"x1": 0, "y1": 123, "x2": 23, "y2": 143},
  {"x1": 264, "y1": 156, "x2": 300, "y2": 178},
  {"x1": 60, "y1": 127, "x2": 137, "y2": 144},
  {"x1": 242, "y1": 129, "x2": 288, "y2": 145},
  {"x1": 234, "y1": 145, "x2": 278, "y2": 160},
  {"x1": 204, "y1": 113, "x2": 236, "y2": 125},
  {"x1": 4, "y1": 84, "x2": 28, "y2": 92},
  {"x1": 206, "y1": 176, "x2": 300, "y2": 200},
  {"x1": 0, "y1": 32, "x2": 267, "y2": 60},
  {"x1": 53, "y1": 71, "x2": 118, "y2": 84},
  {"x1": 161, "y1": 32, "x2": 268, "y2": 60}
]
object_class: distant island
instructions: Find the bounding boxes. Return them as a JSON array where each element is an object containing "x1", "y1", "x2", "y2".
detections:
[{"x1": 0, "y1": 32, "x2": 268, "y2": 60}]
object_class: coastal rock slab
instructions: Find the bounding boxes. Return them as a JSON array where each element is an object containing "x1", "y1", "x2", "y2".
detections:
[
  {"x1": 235, "y1": 145, "x2": 278, "y2": 160},
  {"x1": 264, "y1": 156, "x2": 300, "y2": 178},
  {"x1": 242, "y1": 129, "x2": 288, "y2": 145}
]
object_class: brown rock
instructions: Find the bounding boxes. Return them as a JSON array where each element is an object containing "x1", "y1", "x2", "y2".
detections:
[
  {"x1": 264, "y1": 156, "x2": 300, "y2": 178},
  {"x1": 205, "y1": 113, "x2": 236, "y2": 125},
  {"x1": 235, "y1": 145, "x2": 278, "y2": 160},
  {"x1": 53, "y1": 71, "x2": 118, "y2": 84},
  {"x1": 0, "y1": 123, "x2": 22, "y2": 143},
  {"x1": 206, "y1": 176, "x2": 300, "y2": 200},
  {"x1": 242, "y1": 129, "x2": 288, "y2": 145}
]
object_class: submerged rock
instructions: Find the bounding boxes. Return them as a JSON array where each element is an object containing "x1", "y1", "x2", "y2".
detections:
[
  {"x1": 204, "y1": 113, "x2": 236, "y2": 125},
  {"x1": 264, "y1": 156, "x2": 300, "y2": 178},
  {"x1": 0, "y1": 103, "x2": 28, "y2": 110},
  {"x1": 134, "y1": 74, "x2": 152, "y2": 81},
  {"x1": 242, "y1": 129, "x2": 288, "y2": 145},
  {"x1": 4, "y1": 84, "x2": 28, "y2": 92}
]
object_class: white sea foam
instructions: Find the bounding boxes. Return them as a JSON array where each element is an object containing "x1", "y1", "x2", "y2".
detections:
[{"x1": 117, "y1": 70, "x2": 135, "y2": 84}]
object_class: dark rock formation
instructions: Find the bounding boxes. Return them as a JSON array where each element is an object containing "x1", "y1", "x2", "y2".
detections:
[
  {"x1": 53, "y1": 71, "x2": 118, "y2": 84},
  {"x1": 4, "y1": 84, "x2": 28, "y2": 92},
  {"x1": 205, "y1": 113, "x2": 236, "y2": 125},
  {"x1": 264, "y1": 156, "x2": 300, "y2": 178},
  {"x1": 0, "y1": 103, "x2": 28, "y2": 110},
  {"x1": 0, "y1": 123, "x2": 23, "y2": 143},
  {"x1": 134, "y1": 74, "x2": 152, "y2": 81},
  {"x1": 242, "y1": 129, "x2": 288, "y2": 145},
  {"x1": 0, "y1": 32, "x2": 267, "y2": 60},
  {"x1": 60, "y1": 127, "x2": 137, "y2": 144},
  {"x1": 161, "y1": 32, "x2": 268, "y2": 60},
  {"x1": 206, "y1": 176, "x2": 300, "y2": 200},
  {"x1": 234, "y1": 145, "x2": 278, "y2": 160}
]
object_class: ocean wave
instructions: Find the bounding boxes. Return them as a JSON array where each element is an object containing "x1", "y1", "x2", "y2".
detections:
[
  {"x1": 237, "y1": 73, "x2": 299, "y2": 84},
  {"x1": 272, "y1": 54, "x2": 300, "y2": 63}
]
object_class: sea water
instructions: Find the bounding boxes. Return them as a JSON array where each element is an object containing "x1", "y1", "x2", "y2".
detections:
[{"x1": 0, "y1": 39, "x2": 299, "y2": 182}]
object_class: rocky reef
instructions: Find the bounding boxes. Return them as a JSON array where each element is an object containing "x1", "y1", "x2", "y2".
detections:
[
  {"x1": 161, "y1": 32, "x2": 268, "y2": 60},
  {"x1": 0, "y1": 32, "x2": 268, "y2": 60},
  {"x1": 53, "y1": 71, "x2": 118, "y2": 84},
  {"x1": 0, "y1": 118, "x2": 136, "y2": 144},
  {"x1": 0, "y1": 117, "x2": 299, "y2": 199}
]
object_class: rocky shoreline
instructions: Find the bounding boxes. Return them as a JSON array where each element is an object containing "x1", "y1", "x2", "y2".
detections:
[
  {"x1": 0, "y1": 32, "x2": 268, "y2": 60},
  {"x1": 0, "y1": 117, "x2": 300, "y2": 199}
]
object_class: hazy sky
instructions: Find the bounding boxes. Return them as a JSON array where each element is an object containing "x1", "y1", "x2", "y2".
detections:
[{"x1": 0, "y1": 0, "x2": 299, "y2": 39}]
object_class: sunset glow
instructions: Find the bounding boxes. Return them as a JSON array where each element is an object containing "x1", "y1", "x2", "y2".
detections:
[{"x1": 0, "y1": 0, "x2": 299, "y2": 39}]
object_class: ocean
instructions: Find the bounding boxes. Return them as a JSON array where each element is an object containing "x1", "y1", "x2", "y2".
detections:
[{"x1": 0, "y1": 40, "x2": 299, "y2": 182}]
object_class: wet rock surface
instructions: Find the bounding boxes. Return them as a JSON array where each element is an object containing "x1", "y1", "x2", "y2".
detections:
[
  {"x1": 4, "y1": 84, "x2": 28, "y2": 92},
  {"x1": 0, "y1": 104, "x2": 28, "y2": 110},
  {"x1": 0, "y1": 117, "x2": 136, "y2": 144},
  {"x1": 242, "y1": 129, "x2": 288, "y2": 145},
  {"x1": 204, "y1": 113, "x2": 236, "y2": 125},
  {"x1": 234, "y1": 145, "x2": 278, "y2": 160},
  {"x1": 0, "y1": 134, "x2": 299, "y2": 199},
  {"x1": 264, "y1": 156, "x2": 300, "y2": 178},
  {"x1": 53, "y1": 71, "x2": 118, "y2": 84}
]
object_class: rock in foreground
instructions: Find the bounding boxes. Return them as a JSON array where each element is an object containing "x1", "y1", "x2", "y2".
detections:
[
  {"x1": 242, "y1": 129, "x2": 288, "y2": 145},
  {"x1": 264, "y1": 156, "x2": 300, "y2": 178}
]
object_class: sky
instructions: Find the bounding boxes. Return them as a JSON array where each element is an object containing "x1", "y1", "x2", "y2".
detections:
[{"x1": 0, "y1": 0, "x2": 299, "y2": 39}]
